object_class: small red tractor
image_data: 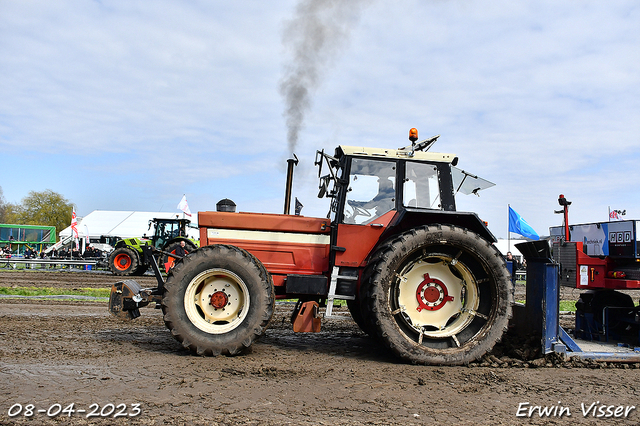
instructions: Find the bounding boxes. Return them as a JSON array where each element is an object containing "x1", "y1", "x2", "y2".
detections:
[{"x1": 109, "y1": 129, "x2": 512, "y2": 365}]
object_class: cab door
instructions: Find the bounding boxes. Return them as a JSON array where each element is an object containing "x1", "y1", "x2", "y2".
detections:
[{"x1": 334, "y1": 157, "x2": 398, "y2": 267}]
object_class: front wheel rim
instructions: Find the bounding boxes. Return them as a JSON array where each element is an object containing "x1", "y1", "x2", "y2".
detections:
[{"x1": 184, "y1": 268, "x2": 249, "y2": 334}]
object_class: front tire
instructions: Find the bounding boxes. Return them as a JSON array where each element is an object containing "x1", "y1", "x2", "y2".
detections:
[
  {"x1": 364, "y1": 225, "x2": 512, "y2": 365},
  {"x1": 109, "y1": 247, "x2": 139, "y2": 276},
  {"x1": 162, "y1": 245, "x2": 275, "y2": 356}
]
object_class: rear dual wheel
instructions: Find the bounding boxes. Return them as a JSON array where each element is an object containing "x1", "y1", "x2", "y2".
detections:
[
  {"x1": 162, "y1": 245, "x2": 275, "y2": 356},
  {"x1": 363, "y1": 225, "x2": 512, "y2": 365}
]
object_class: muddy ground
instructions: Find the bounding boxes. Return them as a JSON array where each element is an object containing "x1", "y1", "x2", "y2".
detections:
[{"x1": 1, "y1": 269, "x2": 640, "y2": 425}]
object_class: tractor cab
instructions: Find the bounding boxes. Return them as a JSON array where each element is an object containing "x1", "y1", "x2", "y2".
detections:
[
  {"x1": 315, "y1": 129, "x2": 496, "y2": 235},
  {"x1": 149, "y1": 218, "x2": 191, "y2": 249}
]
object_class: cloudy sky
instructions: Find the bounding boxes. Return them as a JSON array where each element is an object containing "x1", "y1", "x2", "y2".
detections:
[{"x1": 2, "y1": 0, "x2": 639, "y2": 239}]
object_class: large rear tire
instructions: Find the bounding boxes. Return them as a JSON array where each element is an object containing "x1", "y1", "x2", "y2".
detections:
[
  {"x1": 364, "y1": 225, "x2": 512, "y2": 365},
  {"x1": 347, "y1": 297, "x2": 370, "y2": 335},
  {"x1": 109, "y1": 247, "x2": 139, "y2": 276},
  {"x1": 162, "y1": 245, "x2": 275, "y2": 356}
]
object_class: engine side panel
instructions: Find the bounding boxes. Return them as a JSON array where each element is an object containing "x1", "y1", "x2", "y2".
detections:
[
  {"x1": 199, "y1": 211, "x2": 330, "y2": 234},
  {"x1": 202, "y1": 228, "x2": 330, "y2": 288}
]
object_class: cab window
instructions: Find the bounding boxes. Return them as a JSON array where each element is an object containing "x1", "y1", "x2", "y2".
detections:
[
  {"x1": 403, "y1": 162, "x2": 441, "y2": 209},
  {"x1": 343, "y1": 158, "x2": 396, "y2": 224}
]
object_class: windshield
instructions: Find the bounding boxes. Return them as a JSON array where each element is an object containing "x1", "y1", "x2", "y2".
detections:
[
  {"x1": 343, "y1": 158, "x2": 396, "y2": 225},
  {"x1": 154, "y1": 221, "x2": 182, "y2": 248}
]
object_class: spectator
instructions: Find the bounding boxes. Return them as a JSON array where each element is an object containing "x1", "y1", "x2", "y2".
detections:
[
  {"x1": 506, "y1": 251, "x2": 521, "y2": 270},
  {"x1": 175, "y1": 240, "x2": 187, "y2": 258}
]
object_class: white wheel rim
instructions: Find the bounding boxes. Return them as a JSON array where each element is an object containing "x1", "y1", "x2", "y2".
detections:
[
  {"x1": 184, "y1": 268, "x2": 249, "y2": 334},
  {"x1": 395, "y1": 256, "x2": 480, "y2": 339}
]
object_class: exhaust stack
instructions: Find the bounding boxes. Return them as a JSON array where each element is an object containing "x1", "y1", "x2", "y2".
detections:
[{"x1": 283, "y1": 154, "x2": 299, "y2": 214}]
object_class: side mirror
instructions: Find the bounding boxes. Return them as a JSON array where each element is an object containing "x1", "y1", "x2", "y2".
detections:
[
  {"x1": 317, "y1": 176, "x2": 329, "y2": 198},
  {"x1": 315, "y1": 150, "x2": 325, "y2": 177}
]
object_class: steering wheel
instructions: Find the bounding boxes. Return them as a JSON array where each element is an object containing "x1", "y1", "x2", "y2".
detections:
[{"x1": 346, "y1": 200, "x2": 372, "y2": 222}]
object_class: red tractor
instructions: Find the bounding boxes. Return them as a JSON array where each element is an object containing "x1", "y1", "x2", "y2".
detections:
[{"x1": 110, "y1": 129, "x2": 512, "y2": 365}]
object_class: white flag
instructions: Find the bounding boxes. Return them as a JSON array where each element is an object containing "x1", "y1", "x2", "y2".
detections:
[
  {"x1": 71, "y1": 207, "x2": 79, "y2": 250},
  {"x1": 71, "y1": 208, "x2": 79, "y2": 239},
  {"x1": 178, "y1": 195, "x2": 192, "y2": 217}
]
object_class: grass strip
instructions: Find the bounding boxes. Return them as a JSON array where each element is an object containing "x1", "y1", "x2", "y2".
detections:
[
  {"x1": 516, "y1": 300, "x2": 577, "y2": 312},
  {"x1": 559, "y1": 300, "x2": 576, "y2": 312},
  {"x1": 0, "y1": 286, "x2": 110, "y2": 298}
]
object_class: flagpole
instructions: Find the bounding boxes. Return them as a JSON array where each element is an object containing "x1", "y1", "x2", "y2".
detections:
[{"x1": 507, "y1": 204, "x2": 511, "y2": 253}]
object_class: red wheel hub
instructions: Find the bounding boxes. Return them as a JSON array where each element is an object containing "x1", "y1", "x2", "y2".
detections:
[
  {"x1": 114, "y1": 254, "x2": 131, "y2": 270},
  {"x1": 416, "y1": 273, "x2": 454, "y2": 312},
  {"x1": 209, "y1": 291, "x2": 229, "y2": 309}
]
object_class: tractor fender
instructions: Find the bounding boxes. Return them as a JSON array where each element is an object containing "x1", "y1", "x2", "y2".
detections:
[
  {"x1": 114, "y1": 238, "x2": 146, "y2": 252},
  {"x1": 381, "y1": 208, "x2": 497, "y2": 244}
]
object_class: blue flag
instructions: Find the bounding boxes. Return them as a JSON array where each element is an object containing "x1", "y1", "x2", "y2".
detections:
[{"x1": 509, "y1": 206, "x2": 539, "y2": 240}]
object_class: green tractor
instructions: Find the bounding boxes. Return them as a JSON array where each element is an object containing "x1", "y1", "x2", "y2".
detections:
[{"x1": 108, "y1": 218, "x2": 199, "y2": 276}]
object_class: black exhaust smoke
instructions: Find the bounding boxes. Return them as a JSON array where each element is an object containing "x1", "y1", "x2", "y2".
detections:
[{"x1": 279, "y1": 0, "x2": 372, "y2": 153}]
